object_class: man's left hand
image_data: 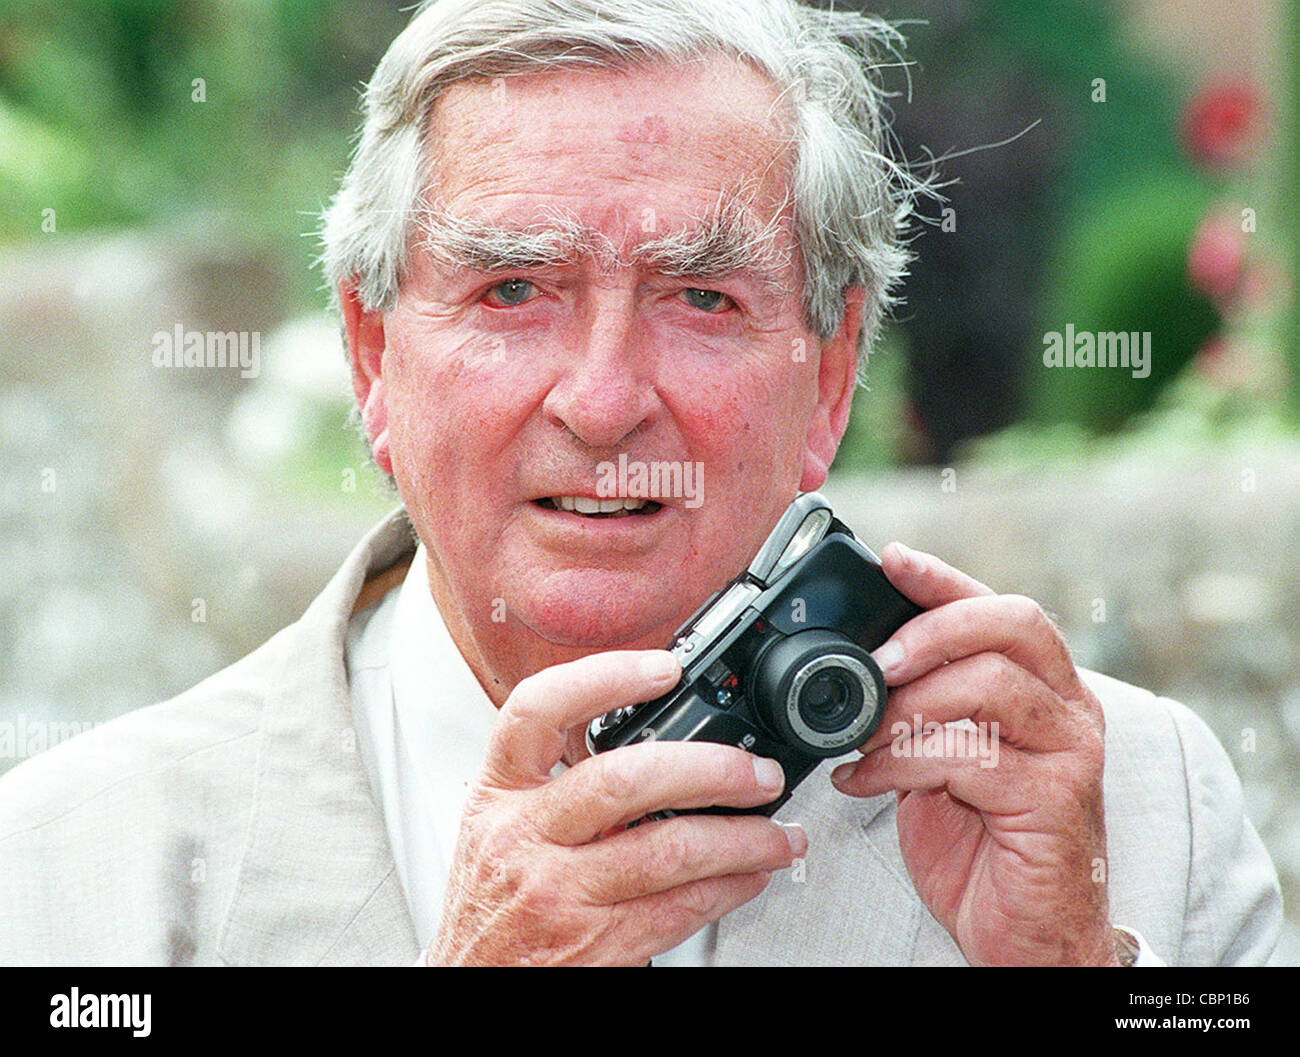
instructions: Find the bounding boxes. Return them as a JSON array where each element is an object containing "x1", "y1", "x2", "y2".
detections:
[{"x1": 831, "y1": 542, "x2": 1120, "y2": 966}]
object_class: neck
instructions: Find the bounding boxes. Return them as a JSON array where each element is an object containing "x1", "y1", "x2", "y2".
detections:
[
  {"x1": 421, "y1": 550, "x2": 667, "y2": 713},
  {"x1": 423, "y1": 550, "x2": 510, "y2": 708}
]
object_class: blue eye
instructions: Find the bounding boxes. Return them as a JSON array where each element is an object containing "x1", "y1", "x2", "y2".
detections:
[
  {"x1": 486, "y1": 279, "x2": 536, "y2": 307},
  {"x1": 683, "y1": 288, "x2": 730, "y2": 312}
]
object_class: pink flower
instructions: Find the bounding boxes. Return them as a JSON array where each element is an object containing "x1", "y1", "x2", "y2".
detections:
[
  {"x1": 1181, "y1": 79, "x2": 1267, "y2": 170},
  {"x1": 1187, "y1": 209, "x2": 1246, "y2": 307}
]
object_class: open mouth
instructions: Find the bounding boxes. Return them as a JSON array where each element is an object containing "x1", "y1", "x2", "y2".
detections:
[{"x1": 535, "y1": 496, "x2": 664, "y2": 519}]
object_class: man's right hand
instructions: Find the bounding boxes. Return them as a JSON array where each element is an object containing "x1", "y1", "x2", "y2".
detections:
[{"x1": 423, "y1": 649, "x2": 806, "y2": 966}]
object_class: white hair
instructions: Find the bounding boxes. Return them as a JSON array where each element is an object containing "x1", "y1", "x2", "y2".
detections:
[{"x1": 319, "y1": 0, "x2": 925, "y2": 358}]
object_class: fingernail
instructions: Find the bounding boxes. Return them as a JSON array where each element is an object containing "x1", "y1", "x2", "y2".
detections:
[
  {"x1": 896, "y1": 541, "x2": 928, "y2": 574},
  {"x1": 872, "y1": 640, "x2": 904, "y2": 675},
  {"x1": 639, "y1": 651, "x2": 679, "y2": 683},
  {"x1": 779, "y1": 822, "x2": 808, "y2": 857},
  {"x1": 830, "y1": 762, "x2": 855, "y2": 787},
  {"x1": 753, "y1": 757, "x2": 785, "y2": 793}
]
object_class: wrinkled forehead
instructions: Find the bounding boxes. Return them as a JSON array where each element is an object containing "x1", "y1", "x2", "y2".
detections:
[{"x1": 420, "y1": 55, "x2": 798, "y2": 241}]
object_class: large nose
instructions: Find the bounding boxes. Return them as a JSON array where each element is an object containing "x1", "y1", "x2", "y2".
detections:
[{"x1": 542, "y1": 292, "x2": 659, "y2": 448}]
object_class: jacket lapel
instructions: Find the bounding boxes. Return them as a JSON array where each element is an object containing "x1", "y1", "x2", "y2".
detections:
[{"x1": 218, "y1": 509, "x2": 422, "y2": 966}]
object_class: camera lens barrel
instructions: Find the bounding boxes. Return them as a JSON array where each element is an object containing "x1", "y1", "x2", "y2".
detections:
[{"x1": 751, "y1": 629, "x2": 886, "y2": 756}]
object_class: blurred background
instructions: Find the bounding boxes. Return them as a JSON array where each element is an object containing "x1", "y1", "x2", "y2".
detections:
[{"x1": 0, "y1": 0, "x2": 1295, "y2": 963}]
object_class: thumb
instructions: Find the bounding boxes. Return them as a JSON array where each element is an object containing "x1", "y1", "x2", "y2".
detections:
[{"x1": 879, "y1": 542, "x2": 995, "y2": 609}]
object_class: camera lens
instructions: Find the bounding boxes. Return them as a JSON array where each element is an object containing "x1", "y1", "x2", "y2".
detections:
[
  {"x1": 797, "y1": 668, "x2": 863, "y2": 733},
  {"x1": 750, "y1": 630, "x2": 887, "y2": 757}
]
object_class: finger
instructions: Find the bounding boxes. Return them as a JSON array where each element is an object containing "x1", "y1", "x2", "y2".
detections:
[
  {"x1": 530, "y1": 739, "x2": 787, "y2": 844},
  {"x1": 854, "y1": 652, "x2": 1075, "y2": 755},
  {"x1": 569, "y1": 815, "x2": 805, "y2": 904},
  {"x1": 481, "y1": 649, "x2": 680, "y2": 790},
  {"x1": 879, "y1": 541, "x2": 995, "y2": 609},
  {"x1": 616, "y1": 870, "x2": 775, "y2": 963},
  {"x1": 873, "y1": 594, "x2": 1079, "y2": 697},
  {"x1": 830, "y1": 739, "x2": 1035, "y2": 815}
]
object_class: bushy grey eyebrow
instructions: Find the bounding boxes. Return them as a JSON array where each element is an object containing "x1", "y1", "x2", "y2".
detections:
[
  {"x1": 415, "y1": 207, "x2": 595, "y2": 271},
  {"x1": 636, "y1": 190, "x2": 792, "y2": 289},
  {"x1": 415, "y1": 189, "x2": 792, "y2": 293}
]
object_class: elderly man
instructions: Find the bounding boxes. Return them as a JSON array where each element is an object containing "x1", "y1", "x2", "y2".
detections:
[{"x1": 0, "y1": 0, "x2": 1281, "y2": 967}]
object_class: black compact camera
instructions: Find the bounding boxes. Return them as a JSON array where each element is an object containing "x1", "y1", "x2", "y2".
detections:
[{"x1": 587, "y1": 492, "x2": 924, "y2": 816}]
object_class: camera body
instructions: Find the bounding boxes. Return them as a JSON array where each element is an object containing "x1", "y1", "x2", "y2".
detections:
[{"x1": 586, "y1": 492, "x2": 923, "y2": 817}]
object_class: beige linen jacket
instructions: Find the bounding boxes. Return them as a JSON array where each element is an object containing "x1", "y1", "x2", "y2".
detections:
[{"x1": 0, "y1": 510, "x2": 1282, "y2": 965}]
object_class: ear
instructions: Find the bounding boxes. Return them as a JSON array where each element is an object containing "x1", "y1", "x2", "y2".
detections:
[
  {"x1": 339, "y1": 279, "x2": 393, "y2": 475},
  {"x1": 800, "y1": 285, "x2": 864, "y2": 491}
]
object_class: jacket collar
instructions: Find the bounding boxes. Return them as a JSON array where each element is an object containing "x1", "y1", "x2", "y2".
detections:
[{"x1": 218, "y1": 508, "x2": 422, "y2": 966}]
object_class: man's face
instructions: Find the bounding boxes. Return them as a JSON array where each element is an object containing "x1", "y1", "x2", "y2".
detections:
[{"x1": 347, "y1": 55, "x2": 860, "y2": 682}]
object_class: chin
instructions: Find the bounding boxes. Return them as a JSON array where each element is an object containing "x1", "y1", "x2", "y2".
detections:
[{"x1": 511, "y1": 567, "x2": 686, "y2": 649}]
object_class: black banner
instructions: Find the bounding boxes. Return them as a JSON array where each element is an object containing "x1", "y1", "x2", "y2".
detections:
[{"x1": 0, "y1": 966, "x2": 1292, "y2": 1045}]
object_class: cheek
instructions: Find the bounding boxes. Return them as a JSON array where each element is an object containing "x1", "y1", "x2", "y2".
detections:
[
  {"x1": 666, "y1": 352, "x2": 817, "y2": 468},
  {"x1": 384, "y1": 329, "x2": 547, "y2": 479},
  {"x1": 383, "y1": 346, "x2": 462, "y2": 485}
]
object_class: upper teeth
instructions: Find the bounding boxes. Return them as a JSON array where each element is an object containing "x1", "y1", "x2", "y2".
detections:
[{"x1": 553, "y1": 496, "x2": 649, "y2": 514}]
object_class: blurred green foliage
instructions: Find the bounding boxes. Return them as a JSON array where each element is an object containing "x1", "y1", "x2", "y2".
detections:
[
  {"x1": 2, "y1": 0, "x2": 1291, "y2": 477},
  {"x1": 0, "y1": 0, "x2": 407, "y2": 301},
  {"x1": 1029, "y1": 176, "x2": 1222, "y2": 430},
  {"x1": 832, "y1": 0, "x2": 1245, "y2": 466}
]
